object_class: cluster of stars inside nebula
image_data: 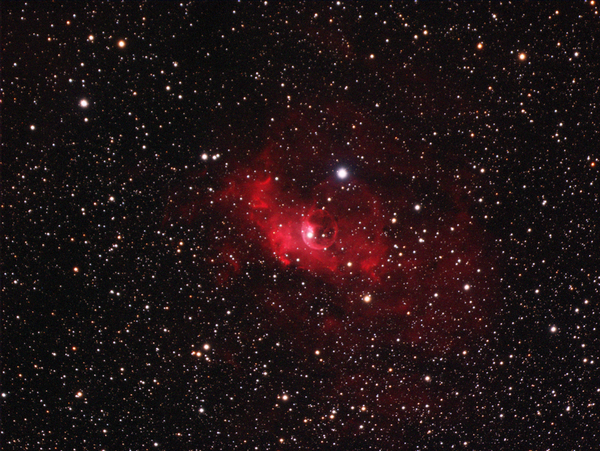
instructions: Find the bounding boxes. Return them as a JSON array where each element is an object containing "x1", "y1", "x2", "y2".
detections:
[
  {"x1": 162, "y1": 98, "x2": 499, "y2": 433},
  {"x1": 4, "y1": 2, "x2": 600, "y2": 450}
]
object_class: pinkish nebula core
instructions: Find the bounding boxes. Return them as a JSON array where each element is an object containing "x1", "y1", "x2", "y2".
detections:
[{"x1": 301, "y1": 209, "x2": 338, "y2": 250}]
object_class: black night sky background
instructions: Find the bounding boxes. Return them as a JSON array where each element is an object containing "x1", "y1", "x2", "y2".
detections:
[{"x1": 3, "y1": 2, "x2": 600, "y2": 450}]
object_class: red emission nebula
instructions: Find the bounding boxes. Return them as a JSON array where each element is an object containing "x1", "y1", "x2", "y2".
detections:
[{"x1": 166, "y1": 100, "x2": 499, "y2": 430}]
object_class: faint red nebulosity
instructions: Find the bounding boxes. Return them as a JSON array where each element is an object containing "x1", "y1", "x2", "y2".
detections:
[{"x1": 163, "y1": 99, "x2": 500, "y2": 434}]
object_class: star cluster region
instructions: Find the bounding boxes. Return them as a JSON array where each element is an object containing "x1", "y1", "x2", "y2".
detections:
[{"x1": 3, "y1": 2, "x2": 600, "y2": 450}]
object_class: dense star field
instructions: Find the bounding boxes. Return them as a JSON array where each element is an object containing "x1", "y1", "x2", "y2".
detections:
[{"x1": 3, "y1": 2, "x2": 600, "y2": 449}]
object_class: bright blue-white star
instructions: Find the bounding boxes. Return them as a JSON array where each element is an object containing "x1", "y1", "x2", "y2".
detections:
[{"x1": 336, "y1": 168, "x2": 348, "y2": 179}]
